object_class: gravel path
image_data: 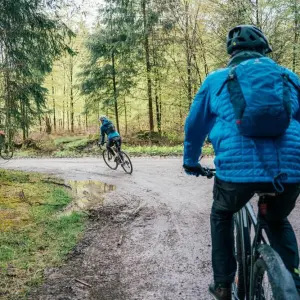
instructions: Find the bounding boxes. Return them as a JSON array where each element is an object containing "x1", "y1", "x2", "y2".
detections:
[{"x1": 2, "y1": 157, "x2": 300, "y2": 300}]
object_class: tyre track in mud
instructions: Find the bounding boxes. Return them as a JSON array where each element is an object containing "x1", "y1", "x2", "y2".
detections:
[{"x1": 2, "y1": 157, "x2": 300, "y2": 300}]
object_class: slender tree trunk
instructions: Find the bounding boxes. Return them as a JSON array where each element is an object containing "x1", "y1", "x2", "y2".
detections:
[
  {"x1": 151, "y1": 29, "x2": 162, "y2": 134},
  {"x1": 51, "y1": 74, "x2": 56, "y2": 132},
  {"x1": 293, "y1": 0, "x2": 299, "y2": 72},
  {"x1": 184, "y1": 1, "x2": 192, "y2": 108},
  {"x1": 70, "y1": 56, "x2": 74, "y2": 133},
  {"x1": 255, "y1": 0, "x2": 260, "y2": 28},
  {"x1": 124, "y1": 97, "x2": 128, "y2": 136},
  {"x1": 3, "y1": 46, "x2": 12, "y2": 140},
  {"x1": 21, "y1": 100, "x2": 26, "y2": 140},
  {"x1": 78, "y1": 115, "x2": 81, "y2": 130},
  {"x1": 154, "y1": 71, "x2": 161, "y2": 134},
  {"x1": 142, "y1": 0, "x2": 154, "y2": 132},
  {"x1": 199, "y1": 34, "x2": 208, "y2": 78},
  {"x1": 111, "y1": 51, "x2": 120, "y2": 133},
  {"x1": 39, "y1": 115, "x2": 42, "y2": 133},
  {"x1": 179, "y1": 88, "x2": 183, "y2": 122},
  {"x1": 25, "y1": 105, "x2": 29, "y2": 139},
  {"x1": 85, "y1": 100, "x2": 88, "y2": 130},
  {"x1": 63, "y1": 64, "x2": 66, "y2": 130},
  {"x1": 67, "y1": 98, "x2": 70, "y2": 132}
]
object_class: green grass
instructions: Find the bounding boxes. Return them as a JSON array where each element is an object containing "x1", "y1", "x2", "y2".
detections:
[
  {"x1": 63, "y1": 137, "x2": 91, "y2": 150},
  {"x1": 53, "y1": 136, "x2": 85, "y2": 146},
  {"x1": 122, "y1": 143, "x2": 214, "y2": 156},
  {"x1": 0, "y1": 170, "x2": 86, "y2": 299}
]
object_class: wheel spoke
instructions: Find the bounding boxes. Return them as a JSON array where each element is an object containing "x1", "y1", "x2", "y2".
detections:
[
  {"x1": 102, "y1": 150, "x2": 118, "y2": 170},
  {"x1": 120, "y1": 151, "x2": 133, "y2": 174}
]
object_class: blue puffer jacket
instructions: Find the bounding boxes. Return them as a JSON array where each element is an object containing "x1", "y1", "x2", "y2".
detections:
[
  {"x1": 184, "y1": 52, "x2": 300, "y2": 183},
  {"x1": 100, "y1": 119, "x2": 119, "y2": 144}
]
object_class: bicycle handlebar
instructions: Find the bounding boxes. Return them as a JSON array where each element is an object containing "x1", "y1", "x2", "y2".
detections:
[{"x1": 202, "y1": 167, "x2": 216, "y2": 179}]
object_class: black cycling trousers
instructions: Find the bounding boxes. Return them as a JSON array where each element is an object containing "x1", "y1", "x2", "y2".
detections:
[
  {"x1": 211, "y1": 176, "x2": 300, "y2": 288},
  {"x1": 107, "y1": 137, "x2": 122, "y2": 155}
]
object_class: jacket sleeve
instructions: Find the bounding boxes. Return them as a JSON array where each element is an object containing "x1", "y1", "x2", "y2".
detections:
[
  {"x1": 183, "y1": 78, "x2": 216, "y2": 166},
  {"x1": 100, "y1": 126, "x2": 105, "y2": 143}
]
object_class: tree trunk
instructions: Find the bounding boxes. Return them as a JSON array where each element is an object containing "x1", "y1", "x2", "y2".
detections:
[
  {"x1": 184, "y1": 1, "x2": 192, "y2": 108},
  {"x1": 51, "y1": 74, "x2": 56, "y2": 132},
  {"x1": 154, "y1": 71, "x2": 161, "y2": 134},
  {"x1": 255, "y1": 0, "x2": 260, "y2": 28},
  {"x1": 63, "y1": 63, "x2": 66, "y2": 130},
  {"x1": 67, "y1": 98, "x2": 70, "y2": 132},
  {"x1": 85, "y1": 99, "x2": 88, "y2": 130},
  {"x1": 199, "y1": 34, "x2": 208, "y2": 78},
  {"x1": 21, "y1": 100, "x2": 26, "y2": 141},
  {"x1": 111, "y1": 51, "x2": 120, "y2": 133},
  {"x1": 39, "y1": 115, "x2": 42, "y2": 133},
  {"x1": 69, "y1": 56, "x2": 74, "y2": 133},
  {"x1": 292, "y1": 0, "x2": 299, "y2": 72},
  {"x1": 123, "y1": 97, "x2": 128, "y2": 136},
  {"x1": 142, "y1": 0, "x2": 154, "y2": 132}
]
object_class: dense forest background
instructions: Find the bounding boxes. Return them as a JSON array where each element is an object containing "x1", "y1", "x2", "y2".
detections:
[{"x1": 0, "y1": 0, "x2": 299, "y2": 142}]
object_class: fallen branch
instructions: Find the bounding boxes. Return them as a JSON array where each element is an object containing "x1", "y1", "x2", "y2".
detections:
[
  {"x1": 75, "y1": 278, "x2": 92, "y2": 288},
  {"x1": 41, "y1": 179, "x2": 72, "y2": 189}
]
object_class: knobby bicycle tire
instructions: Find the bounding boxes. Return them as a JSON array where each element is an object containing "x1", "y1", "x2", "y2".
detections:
[
  {"x1": 234, "y1": 212, "x2": 251, "y2": 300},
  {"x1": 252, "y1": 244, "x2": 299, "y2": 300},
  {"x1": 119, "y1": 151, "x2": 133, "y2": 174},
  {"x1": 102, "y1": 149, "x2": 118, "y2": 170}
]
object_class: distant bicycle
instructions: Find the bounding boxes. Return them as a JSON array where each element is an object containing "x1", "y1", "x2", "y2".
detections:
[
  {"x1": 99, "y1": 141, "x2": 133, "y2": 174},
  {"x1": 0, "y1": 130, "x2": 14, "y2": 160}
]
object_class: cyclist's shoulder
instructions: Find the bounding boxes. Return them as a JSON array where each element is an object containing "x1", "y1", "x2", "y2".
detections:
[
  {"x1": 207, "y1": 67, "x2": 229, "y2": 80},
  {"x1": 281, "y1": 66, "x2": 300, "y2": 84},
  {"x1": 203, "y1": 68, "x2": 229, "y2": 89}
]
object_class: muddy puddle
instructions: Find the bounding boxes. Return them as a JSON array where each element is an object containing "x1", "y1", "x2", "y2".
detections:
[{"x1": 63, "y1": 180, "x2": 115, "y2": 213}]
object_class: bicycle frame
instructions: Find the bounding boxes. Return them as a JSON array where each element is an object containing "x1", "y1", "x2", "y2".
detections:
[
  {"x1": 235, "y1": 198, "x2": 273, "y2": 299},
  {"x1": 202, "y1": 167, "x2": 299, "y2": 299}
]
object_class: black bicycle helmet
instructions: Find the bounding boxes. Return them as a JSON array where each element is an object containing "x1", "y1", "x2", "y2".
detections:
[{"x1": 227, "y1": 25, "x2": 272, "y2": 55}]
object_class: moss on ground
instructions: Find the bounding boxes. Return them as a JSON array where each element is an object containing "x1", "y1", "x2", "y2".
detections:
[{"x1": 0, "y1": 170, "x2": 86, "y2": 299}]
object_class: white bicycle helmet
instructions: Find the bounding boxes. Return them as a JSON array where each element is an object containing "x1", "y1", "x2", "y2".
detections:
[{"x1": 99, "y1": 115, "x2": 107, "y2": 121}]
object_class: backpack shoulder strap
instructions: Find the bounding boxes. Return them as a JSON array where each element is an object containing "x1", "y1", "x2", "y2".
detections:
[{"x1": 216, "y1": 66, "x2": 237, "y2": 96}]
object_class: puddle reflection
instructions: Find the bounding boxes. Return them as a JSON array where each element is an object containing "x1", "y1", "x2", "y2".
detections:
[{"x1": 66, "y1": 180, "x2": 115, "y2": 212}]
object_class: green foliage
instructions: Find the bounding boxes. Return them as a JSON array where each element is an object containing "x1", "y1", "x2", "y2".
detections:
[
  {"x1": 0, "y1": 0, "x2": 74, "y2": 140},
  {"x1": 80, "y1": 0, "x2": 141, "y2": 126}
]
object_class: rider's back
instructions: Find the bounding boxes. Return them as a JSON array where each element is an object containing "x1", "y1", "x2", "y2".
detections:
[
  {"x1": 186, "y1": 55, "x2": 300, "y2": 183},
  {"x1": 101, "y1": 119, "x2": 119, "y2": 139}
]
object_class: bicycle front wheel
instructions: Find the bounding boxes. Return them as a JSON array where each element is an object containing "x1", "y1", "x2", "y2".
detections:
[
  {"x1": 251, "y1": 244, "x2": 298, "y2": 300},
  {"x1": 102, "y1": 149, "x2": 118, "y2": 170},
  {"x1": 0, "y1": 143, "x2": 14, "y2": 160},
  {"x1": 119, "y1": 151, "x2": 133, "y2": 174}
]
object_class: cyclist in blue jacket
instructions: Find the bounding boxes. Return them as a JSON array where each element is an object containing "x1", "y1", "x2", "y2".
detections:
[
  {"x1": 183, "y1": 25, "x2": 300, "y2": 300},
  {"x1": 99, "y1": 116, "x2": 121, "y2": 156}
]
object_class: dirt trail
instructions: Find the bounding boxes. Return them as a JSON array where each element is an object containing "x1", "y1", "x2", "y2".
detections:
[{"x1": 2, "y1": 157, "x2": 300, "y2": 300}]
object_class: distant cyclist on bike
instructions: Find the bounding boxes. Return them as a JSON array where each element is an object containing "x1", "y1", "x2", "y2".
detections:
[
  {"x1": 99, "y1": 115, "x2": 122, "y2": 158},
  {"x1": 183, "y1": 25, "x2": 300, "y2": 299}
]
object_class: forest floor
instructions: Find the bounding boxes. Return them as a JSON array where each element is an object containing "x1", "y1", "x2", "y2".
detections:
[
  {"x1": 2, "y1": 157, "x2": 300, "y2": 299},
  {"x1": 13, "y1": 134, "x2": 214, "y2": 158}
]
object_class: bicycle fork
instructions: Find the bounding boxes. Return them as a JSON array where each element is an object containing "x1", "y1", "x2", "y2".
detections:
[{"x1": 249, "y1": 198, "x2": 269, "y2": 299}]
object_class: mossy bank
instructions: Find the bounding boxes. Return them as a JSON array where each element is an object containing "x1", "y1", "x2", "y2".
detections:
[{"x1": 0, "y1": 170, "x2": 86, "y2": 299}]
